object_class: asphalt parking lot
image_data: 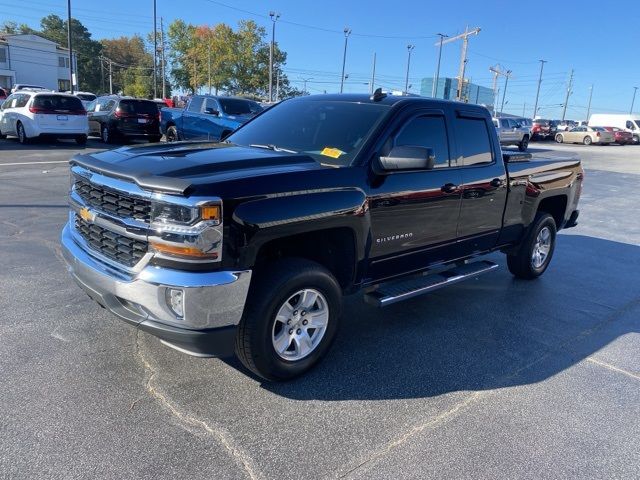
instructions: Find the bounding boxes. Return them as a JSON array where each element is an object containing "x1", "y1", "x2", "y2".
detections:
[{"x1": 1, "y1": 137, "x2": 639, "y2": 479}]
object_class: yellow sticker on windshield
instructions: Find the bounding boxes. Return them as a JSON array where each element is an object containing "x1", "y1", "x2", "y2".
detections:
[{"x1": 320, "y1": 147, "x2": 345, "y2": 159}]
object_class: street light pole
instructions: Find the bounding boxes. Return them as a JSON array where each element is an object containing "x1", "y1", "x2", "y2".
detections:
[
  {"x1": 153, "y1": 0, "x2": 157, "y2": 98},
  {"x1": 631, "y1": 86, "x2": 638, "y2": 114},
  {"x1": 533, "y1": 59, "x2": 546, "y2": 119},
  {"x1": 370, "y1": 52, "x2": 376, "y2": 94},
  {"x1": 433, "y1": 33, "x2": 447, "y2": 98},
  {"x1": 67, "y1": 0, "x2": 74, "y2": 93},
  {"x1": 586, "y1": 84, "x2": 593, "y2": 121},
  {"x1": 340, "y1": 27, "x2": 351, "y2": 94},
  {"x1": 268, "y1": 11, "x2": 280, "y2": 103},
  {"x1": 500, "y1": 70, "x2": 512, "y2": 115},
  {"x1": 405, "y1": 44, "x2": 415, "y2": 94}
]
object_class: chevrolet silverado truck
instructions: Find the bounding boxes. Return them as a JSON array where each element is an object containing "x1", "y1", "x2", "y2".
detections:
[
  {"x1": 160, "y1": 95, "x2": 262, "y2": 142},
  {"x1": 61, "y1": 90, "x2": 583, "y2": 381}
]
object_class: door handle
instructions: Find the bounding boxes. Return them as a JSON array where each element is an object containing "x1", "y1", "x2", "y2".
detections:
[
  {"x1": 490, "y1": 178, "x2": 504, "y2": 188},
  {"x1": 441, "y1": 183, "x2": 458, "y2": 193}
]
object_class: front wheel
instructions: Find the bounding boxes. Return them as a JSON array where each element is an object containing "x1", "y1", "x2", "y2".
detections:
[
  {"x1": 507, "y1": 212, "x2": 557, "y2": 279},
  {"x1": 555, "y1": 134, "x2": 564, "y2": 143},
  {"x1": 518, "y1": 136, "x2": 529, "y2": 152},
  {"x1": 235, "y1": 258, "x2": 342, "y2": 381}
]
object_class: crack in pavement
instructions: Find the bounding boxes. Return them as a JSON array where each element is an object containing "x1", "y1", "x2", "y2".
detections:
[{"x1": 133, "y1": 331, "x2": 263, "y2": 480}]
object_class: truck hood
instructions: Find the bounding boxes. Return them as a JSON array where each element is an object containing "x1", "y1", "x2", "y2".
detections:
[{"x1": 70, "y1": 141, "x2": 324, "y2": 195}]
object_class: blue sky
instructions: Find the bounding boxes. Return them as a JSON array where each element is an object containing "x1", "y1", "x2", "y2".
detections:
[{"x1": 5, "y1": 0, "x2": 639, "y2": 119}]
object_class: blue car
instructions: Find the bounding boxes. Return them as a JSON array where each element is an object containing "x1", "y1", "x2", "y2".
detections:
[{"x1": 161, "y1": 95, "x2": 263, "y2": 142}]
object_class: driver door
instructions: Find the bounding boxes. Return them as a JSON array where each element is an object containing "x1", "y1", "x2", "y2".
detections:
[{"x1": 366, "y1": 107, "x2": 463, "y2": 282}]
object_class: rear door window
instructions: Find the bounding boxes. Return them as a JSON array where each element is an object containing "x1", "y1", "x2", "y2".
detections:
[
  {"x1": 33, "y1": 95, "x2": 83, "y2": 112},
  {"x1": 188, "y1": 97, "x2": 204, "y2": 113},
  {"x1": 453, "y1": 116, "x2": 494, "y2": 166},
  {"x1": 218, "y1": 98, "x2": 254, "y2": 115},
  {"x1": 394, "y1": 115, "x2": 451, "y2": 168},
  {"x1": 15, "y1": 94, "x2": 30, "y2": 108},
  {"x1": 500, "y1": 119, "x2": 510, "y2": 128}
]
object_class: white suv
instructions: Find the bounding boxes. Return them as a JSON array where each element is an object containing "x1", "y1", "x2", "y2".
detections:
[{"x1": 0, "y1": 91, "x2": 89, "y2": 145}]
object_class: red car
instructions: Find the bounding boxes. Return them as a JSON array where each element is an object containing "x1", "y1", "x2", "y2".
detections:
[
  {"x1": 0, "y1": 87, "x2": 7, "y2": 101},
  {"x1": 604, "y1": 126, "x2": 633, "y2": 145}
]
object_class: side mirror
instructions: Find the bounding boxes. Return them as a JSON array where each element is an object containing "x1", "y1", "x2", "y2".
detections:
[
  {"x1": 378, "y1": 146, "x2": 435, "y2": 172},
  {"x1": 205, "y1": 107, "x2": 219, "y2": 116}
]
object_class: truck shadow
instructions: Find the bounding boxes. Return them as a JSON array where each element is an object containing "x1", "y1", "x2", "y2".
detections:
[{"x1": 254, "y1": 234, "x2": 639, "y2": 400}]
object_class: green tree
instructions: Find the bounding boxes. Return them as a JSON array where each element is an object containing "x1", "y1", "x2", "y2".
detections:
[
  {"x1": 101, "y1": 36, "x2": 154, "y2": 97},
  {"x1": 39, "y1": 15, "x2": 103, "y2": 92},
  {"x1": 166, "y1": 19, "x2": 196, "y2": 92}
]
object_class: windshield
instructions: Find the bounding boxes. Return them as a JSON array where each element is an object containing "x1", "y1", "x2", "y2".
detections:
[
  {"x1": 227, "y1": 99, "x2": 390, "y2": 166},
  {"x1": 534, "y1": 119, "x2": 549, "y2": 125},
  {"x1": 119, "y1": 99, "x2": 158, "y2": 115},
  {"x1": 77, "y1": 93, "x2": 96, "y2": 101},
  {"x1": 33, "y1": 95, "x2": 84, "y2": 112},
  {"x1": 219, "y1": 98, "x2": 261, "y2": 116},
  {"x1": 635, "y1": 120, "x2": 640, "y2": 129},
  {"x1": 591, "y1": 126, "x2": 605, "y2": 132}
]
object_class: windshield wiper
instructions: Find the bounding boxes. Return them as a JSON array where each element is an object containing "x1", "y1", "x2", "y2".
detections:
[{"x1": 249, "y1": 143, "x2": 298, "y2": 154}]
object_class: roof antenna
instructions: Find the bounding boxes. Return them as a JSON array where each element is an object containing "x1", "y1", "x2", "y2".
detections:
[{"x1": 371, "y1": 87, "x2": 386, "y2": 102}]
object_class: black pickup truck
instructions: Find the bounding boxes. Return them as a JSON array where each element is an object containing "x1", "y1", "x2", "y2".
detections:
[{"x1": 61, "y1": 91, "x2": 583, "y2": 381}]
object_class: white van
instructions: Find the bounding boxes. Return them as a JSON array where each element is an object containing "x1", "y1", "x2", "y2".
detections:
[{"x1": 588, "y1": 114, "x2": 640, "y2": 144}]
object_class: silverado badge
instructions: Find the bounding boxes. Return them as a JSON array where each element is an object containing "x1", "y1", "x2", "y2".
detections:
[{"x1": 79, "y1": 207, "x2": 95, "y2": 223}]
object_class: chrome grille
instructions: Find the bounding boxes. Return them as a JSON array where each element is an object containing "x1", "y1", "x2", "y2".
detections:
[
  {"x1": 74, "y1": 214, "x2": 148, "y2": 267},
  {"x1": 74, "y1": 177, "x2": 151, "y2": 222}
]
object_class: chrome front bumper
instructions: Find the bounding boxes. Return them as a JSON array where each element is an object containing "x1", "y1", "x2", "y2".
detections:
[{"x1": 61, "y1": 223, "x2": 251, "y2": 356}]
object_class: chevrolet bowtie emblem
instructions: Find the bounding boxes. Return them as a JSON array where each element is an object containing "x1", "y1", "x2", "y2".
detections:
[{"x1": 79, "y1": 207, "x2": 95, "y2": 223}]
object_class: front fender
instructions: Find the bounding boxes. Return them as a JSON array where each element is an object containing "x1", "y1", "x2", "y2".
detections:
[{"x1": 230, "y1": 188, "x2": 370, "y2": 268}]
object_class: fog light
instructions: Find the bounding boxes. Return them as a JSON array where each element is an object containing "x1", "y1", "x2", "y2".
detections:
[{"x1": 166, "y1": 288, "x2": 184, "y2": 318}]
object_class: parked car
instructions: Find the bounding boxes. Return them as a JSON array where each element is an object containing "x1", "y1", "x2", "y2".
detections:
[
  {"x1": 493, "y1": 117, "x2": 530, "y2": 151},
  {"x1": 532, "y1": 119, "x2": 553, "y2": 139},
  {"x1": 65, "y1": 91, "x2": 97, "y2": 109},
  {"x1": 603, "y1": 126, "x2": 633, "y2": 145},
  {"x1": 11, "y1": 84, "x2": 48, "y2": 93},
  {"x1": 589, "y1": 113, "x2": 640, "y2": 144},
  {"x1": 555, "y1": 126, "x2": 615, "y2": 145},
  {"x1": 161, "y1": 95, "x2": 263, "y2": 142},
  {"x1": 87, "y1": 95, "x2": 161, "y2": 144},
  {"x1": 0, "y1": 91, "x2": 88, "y2": 144},
  {"x1": 555, "y1": 120, "x2": 576, "y2": 132},
  {"x1": 516, "y1": 117, "x2": 533, "y2": 136},
  {"x1": 61, "y1": 92, "x2": 584, "y2": 380}
]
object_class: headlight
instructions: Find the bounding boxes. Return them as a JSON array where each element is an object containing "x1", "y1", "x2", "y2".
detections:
[{"x1": 150, "y1": 202, "x2": 220, "y2": 226}]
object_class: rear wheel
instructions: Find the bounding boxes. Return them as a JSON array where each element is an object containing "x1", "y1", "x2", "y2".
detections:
[
  {"x1": 583, "y1": 136, "x2": 592, "y2": 145},
  {"x1": 507, "y1": 212, "x2": 557, "y2": 279},
  {"x1": 235, "y1": 258, "x2": 342, "y2": 381},
  {"x1": 165, "y1": 125, "x2": 179, "y2": 142},
  {"x1": 17, "y1": 122, "x2": 29, "y2": 144},
  {"x1": 555, "y1": 134, "x2": 564, "y2": 143},
  {"x1": 75, "y1": 135, "x2": 87, "y2": 145}
]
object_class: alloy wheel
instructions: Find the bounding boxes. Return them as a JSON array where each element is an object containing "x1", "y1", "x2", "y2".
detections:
[{"x1": 531, "y1": 226, "x2": 552, "y2": 269}]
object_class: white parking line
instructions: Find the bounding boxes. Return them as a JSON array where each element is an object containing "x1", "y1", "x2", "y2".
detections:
[{"x1": 0, "y1": 161, "x2": 69, "y2": 166}]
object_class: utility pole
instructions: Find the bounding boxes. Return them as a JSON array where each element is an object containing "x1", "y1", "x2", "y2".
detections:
[
  {"x1": 301, "y1": 77, "x2": 313, "y2": 94},
  {"x1": 108, "y1": 58, "x2": 112, "y2": 94},
  {"x1": 561, "y1": 69, "x2": 574, "y2": 121},
  {"x1": 432, "y1": 33, "x2": 447, "y2": 98},
  {"x1": 193, "y1": 54, "x2": 197, "y2": 94},
  {"x1": 533, "y1": 59, "x2": 546, "y2": 119},
  {"x1": 67, "y1": 0, "x2": 74, "y2": 93},
  {"x1": 438, "y1": 27, "x2": 480, "y2": 101},
  {"x1": 340, "y1": 27, "x2": 351, "y2": 93},
  {"x1": 370, "y1": 52, "x2": 376, "y2": 94},
  {"x1": 500, "y1": 70, "x2": 512, "y2": 115},
  {"x1": 276, "y1": 70, "x2": 280, "y2": 101},
  {"x1": 208, "y1": 48, "x2": 212, "y2": 95},
  {"x1": 523, "y1": 102, "x2": 526, "y2": 117},
  {"x1": 630, "y1": 86, "x2": 638, "y2": 114},
  {"x1": 586, "y1": 84, "x2": 593, "y2": 121},
  {"x1": 100, "y1": 56, "x2": 104, "y2": 93},
  {"x1": 153, "y1": 0, "x2": 157, "y2": 98},
  {"x1": 268, "y1": 11, "x2": 280, "y2": 102},
  {"x1": 160, "y1": 17, "x2": 166, "y2": 99},
  {"x1": 405, "y1": 44, "x2": 415, "y2": 94}
]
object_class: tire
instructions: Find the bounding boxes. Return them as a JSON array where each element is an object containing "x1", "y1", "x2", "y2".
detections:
[
  {"x1": 235, "y1": 258, "x2": 342, "y2": 381},
  {"x1": 518, "y1": 136, "x2": 529, "y2": 152},
  {"x1": 555, "y1": 134, "x2": 564, "y2": 143},
  {"x1": 165, "y1": 126, "x2": 179, "y2": 142},
  {"x1": 583, "y1": 136, "x2": 592, "y2": 145},
  {"x1": 75, "y1": 135, "x2": 87, "y2": 145},
  {"x1": 17, "y1": 122, "x2": 29, "y2": 145},
  {"x1": 149, "y1": 135, "x2": 162, "y2": 143},
  {"x1": 507, "y1": 212, "x2": 557, "y2": 280},
  {"x1": 633, "y1": 134, "x2": 639, "y2": 145},
  {"x1": 101, "y1": 125, "x2": 111, "y2": 144}
]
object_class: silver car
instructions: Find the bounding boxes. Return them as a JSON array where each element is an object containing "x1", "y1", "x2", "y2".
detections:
[
  {"x1": 555, "y1": 126, "x2": 615, "y2": 145},
  {"x1": 493, "y1": 117, "x2": 530, "y2": 151}
]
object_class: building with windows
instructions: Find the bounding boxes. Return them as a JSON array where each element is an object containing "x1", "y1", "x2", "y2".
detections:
[
  {"x1": 420, "y1": 77, "x2": 495, "y2": 111},
  {"x1": 0, "y1": 33, "x2": 78, "y2": 91}
]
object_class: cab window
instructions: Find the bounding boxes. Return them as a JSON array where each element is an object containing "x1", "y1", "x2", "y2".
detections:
[
  {"x1": 453, "y1": 117, "x2": 493, "y2": 166},
  {"x1": 394, "y1": 115, "x2": 451, "y2": 168}
]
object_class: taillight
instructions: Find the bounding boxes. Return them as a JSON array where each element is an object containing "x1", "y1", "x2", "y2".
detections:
[
  {"x1": 29, "y1": 106, "x2": 46, "y2": 114},
  {"x1": 114, "y1": 109, "x2": 124, "y2": 118},
  {"x1": 596, "y1": 132, "x2": 600, "y2": 137}
]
